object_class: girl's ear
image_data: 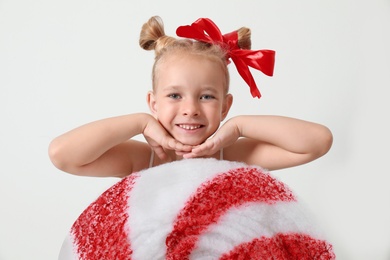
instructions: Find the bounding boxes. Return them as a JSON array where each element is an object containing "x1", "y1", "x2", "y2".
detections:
[
  {"x1": 146, "y1": 91, "x2": 158, "y2": 117},
  {"x1": 221, "y1": 94, "x2": 233, "y2": 121}
]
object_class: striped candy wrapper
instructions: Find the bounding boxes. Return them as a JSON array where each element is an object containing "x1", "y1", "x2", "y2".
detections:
[{"x1": 59, "y1": 158, "x2": 335, "y2": 260}]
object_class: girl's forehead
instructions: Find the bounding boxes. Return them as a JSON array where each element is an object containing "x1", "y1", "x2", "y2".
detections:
[{"x1": 159, "y1": 84, "x2": 221, "y2": 94}]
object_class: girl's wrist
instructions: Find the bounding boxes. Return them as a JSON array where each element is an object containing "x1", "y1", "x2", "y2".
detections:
[
  {"x1": 131, "y1": 113, "x2": 153, "y2": 133},
  {"x1": 226, "y1": 116, "x2": 242, "y2": 138}
]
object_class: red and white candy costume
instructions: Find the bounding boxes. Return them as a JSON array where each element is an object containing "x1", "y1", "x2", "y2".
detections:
[{"x1": 59, "y1": 158, "x2": 335, "y2": 260}]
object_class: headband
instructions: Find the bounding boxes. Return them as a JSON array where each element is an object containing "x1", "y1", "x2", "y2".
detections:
[{"x1": 176, "y1": 18, "x2": 275, "y2": 98}]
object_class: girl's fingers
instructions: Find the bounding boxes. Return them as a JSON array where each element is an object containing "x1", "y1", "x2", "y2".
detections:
[
  {"x1": 184, "y1": 139, "x2": 219, "y2": 158},
  {"x1": 165, "y1": 138, "x2": 193, "y2": 153},
  {"x1": 196, "y1": 139, "x2": 219, "y2": 153}
]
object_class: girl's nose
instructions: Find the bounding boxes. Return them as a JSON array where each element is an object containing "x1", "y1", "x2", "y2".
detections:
[{"x1": 182, "y1": 99, "x2": 200, "y2": 117}]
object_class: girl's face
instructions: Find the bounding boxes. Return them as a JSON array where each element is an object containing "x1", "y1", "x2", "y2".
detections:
[{"x1": 147, "y1": 53, "x2": 232, "y2": 146}]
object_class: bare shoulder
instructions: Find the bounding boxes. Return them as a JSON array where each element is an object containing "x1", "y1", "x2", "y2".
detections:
[
  {"x1": 222, "y1": 138, "x2": 264, "y2": 165},
  {"x1": 108, "y1": 139, "x2": 152, "y2": 176}
]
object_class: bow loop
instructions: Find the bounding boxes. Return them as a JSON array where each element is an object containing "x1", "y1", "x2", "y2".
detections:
[
  {"x1": 176, "y1": 18, "x2": 224, "y2": 44},
  {"x1": 176, "y1": 18, "x2": 275, "y2": 98}
]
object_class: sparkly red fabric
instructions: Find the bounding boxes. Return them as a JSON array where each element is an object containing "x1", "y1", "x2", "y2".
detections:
[{"x1": 71, "y1": 174, "x2": 139, "y2": 260}]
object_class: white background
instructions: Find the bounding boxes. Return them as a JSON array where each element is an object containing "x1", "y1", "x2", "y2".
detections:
[{"x1": 1, "y1": 0, "x2": 390, "y2": 259}]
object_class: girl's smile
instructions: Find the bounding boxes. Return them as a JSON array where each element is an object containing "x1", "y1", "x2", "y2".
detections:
[{"x1": 177, "y1": 124, "x2": 203, "y2": 130}]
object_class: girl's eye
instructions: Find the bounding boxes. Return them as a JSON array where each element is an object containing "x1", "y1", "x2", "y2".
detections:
[
  {"x1": 168, "y1": 93, "x2": 181, "y2": 99},
  {"x1": 201, "y1": 94, "x2": 215, "y2": 100}
]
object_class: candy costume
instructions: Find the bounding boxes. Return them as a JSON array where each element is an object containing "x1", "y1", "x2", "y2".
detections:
[{"x1": 59, "y1": 158, "x2": 335, "y2": 259}]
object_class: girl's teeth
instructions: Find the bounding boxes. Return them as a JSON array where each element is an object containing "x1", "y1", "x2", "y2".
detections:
[{"x1": 179, "y1": 125, "x2": 200, "y2": 130}]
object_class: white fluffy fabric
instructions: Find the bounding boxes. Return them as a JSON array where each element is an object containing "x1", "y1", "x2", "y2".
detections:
[{"x1": 59, "y1": 158, "x2": 335, "y2": 260}]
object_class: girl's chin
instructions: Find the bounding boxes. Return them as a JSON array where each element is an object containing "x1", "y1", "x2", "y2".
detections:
[
  {"x1": 175, "y1": 137, "x2": 206, "y2": 146},
  {"x1": 180, "y1": 140, "x2": 203, "y2": 146}
]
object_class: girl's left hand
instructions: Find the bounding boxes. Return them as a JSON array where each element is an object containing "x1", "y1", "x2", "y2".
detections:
[{"x1": 183, "y1": 118, "x2": 240, "y2": 158}]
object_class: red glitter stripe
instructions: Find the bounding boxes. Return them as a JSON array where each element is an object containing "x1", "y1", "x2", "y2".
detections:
[
  {"x1": 165, "y1": 167, "x2": 296, "y2": 260},
  {"x1": 71, "y1": 174, "x2": 139, "y2": 260},
  {"x1": 220, "y1": 233, "x2": 336, "y2": 260}
]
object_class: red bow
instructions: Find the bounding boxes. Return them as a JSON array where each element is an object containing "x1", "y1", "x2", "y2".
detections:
[{"x1": 176, "y1": 18, "x2": 275, "y2": 98}]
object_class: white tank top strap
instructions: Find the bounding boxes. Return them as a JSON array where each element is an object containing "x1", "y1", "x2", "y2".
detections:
[{"x1": 149, "y1": 149, "x2": 155, "y2": 168}]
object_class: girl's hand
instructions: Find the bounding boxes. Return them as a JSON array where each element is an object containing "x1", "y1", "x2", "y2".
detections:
[
  {"x1": 143, "y1": 116, "x2": 193, "y2": 160},
  {"x1": 183, "y1": 119, "x2": 240, "y2": 159}
]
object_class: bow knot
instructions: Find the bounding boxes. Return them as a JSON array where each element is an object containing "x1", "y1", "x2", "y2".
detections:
[{"x1": 176, "y1": 18, "x2": 275, "y2": 98}]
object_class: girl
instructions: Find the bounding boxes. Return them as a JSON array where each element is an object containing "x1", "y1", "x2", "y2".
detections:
[{"x1": 48, "y1": 16, "x2": 333, "y2": 178}]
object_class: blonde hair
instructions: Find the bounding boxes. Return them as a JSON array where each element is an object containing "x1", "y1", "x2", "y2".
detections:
[{"x1": 139, "y1": 16, "x2": 252, "y2": 93}]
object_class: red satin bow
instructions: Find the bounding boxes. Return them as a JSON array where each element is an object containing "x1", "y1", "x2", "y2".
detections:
[{"x1": 176, "y1": 18, "x2": 275, "y2": 98}]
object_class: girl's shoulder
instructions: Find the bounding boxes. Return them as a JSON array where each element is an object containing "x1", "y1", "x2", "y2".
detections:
[
  {"x1": 220, "y1": 138, "x2": 253, "y2": 162},
  {"x1": 222, "y1": 138, "x2": 269, "y2": 168},
  {"x1": 120, "y1": 139, "x2": 153, "y2": 174}
]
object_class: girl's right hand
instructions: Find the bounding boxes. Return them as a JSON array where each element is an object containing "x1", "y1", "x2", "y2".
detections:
[{"x1": 142, "y1": 116, "x2": 193, "y2": 160}]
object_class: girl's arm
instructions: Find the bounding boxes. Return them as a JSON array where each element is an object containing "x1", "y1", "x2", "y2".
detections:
[
  {"x1": 48, "y1": 113, "x2": 192, "y2": 177},
  {"x1": 185, "y1": 115, "x2": 333, "y2": 171}
]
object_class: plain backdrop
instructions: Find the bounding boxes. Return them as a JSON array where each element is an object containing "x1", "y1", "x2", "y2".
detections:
[{"x1": 1, "y1": 0, "x2": 390, "y2": 259}]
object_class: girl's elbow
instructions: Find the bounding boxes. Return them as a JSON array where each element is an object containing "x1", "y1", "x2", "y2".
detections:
[
  {"x1": 48, "y1": 139, "x2": 70, "y2": 172},
  {"x1": 317, "y1": 126, "x2": 333, "y2": 157}
]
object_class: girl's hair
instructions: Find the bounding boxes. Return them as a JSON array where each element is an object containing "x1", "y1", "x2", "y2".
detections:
[{"x1": 139, "y1": 16, "x2": 252, "y2": 93}]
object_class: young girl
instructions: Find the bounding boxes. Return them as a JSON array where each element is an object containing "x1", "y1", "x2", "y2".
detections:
[{"x1": 48, "y1": 16, "x2": 333, "y2": 178}]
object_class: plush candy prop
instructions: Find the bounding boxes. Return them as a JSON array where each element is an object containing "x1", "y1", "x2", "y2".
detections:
[{"x1": 59, "y1": 158, "x2": 335, "y2": 259}]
